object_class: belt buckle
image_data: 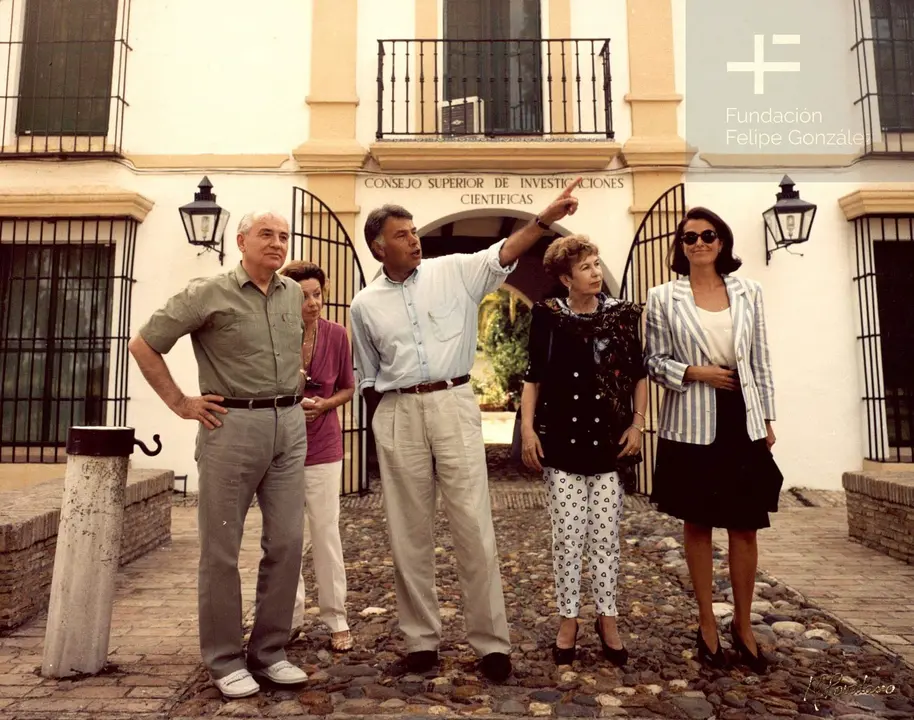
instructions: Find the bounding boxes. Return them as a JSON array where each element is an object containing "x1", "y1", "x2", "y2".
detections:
[
  {"x1": 274, "y1": 395, "x2": 282, "y2": 409},
  {"x1": 247, "y1": 398, "x2": 255, "y2": 410}
]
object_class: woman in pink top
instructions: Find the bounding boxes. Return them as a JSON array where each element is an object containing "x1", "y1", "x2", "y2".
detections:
[{"x1": 280, "y1": 261, "x2": 355, "y2": 652}]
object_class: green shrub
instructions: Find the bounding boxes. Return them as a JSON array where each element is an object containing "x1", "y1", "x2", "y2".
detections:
[{"x1": 476, "y1": 290, "x2": 531, "y2": 411}]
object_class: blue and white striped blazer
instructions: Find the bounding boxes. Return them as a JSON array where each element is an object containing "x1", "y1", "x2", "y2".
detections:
[{"x1": 644, "y1": 275, "x2": 776, "y2": 445}]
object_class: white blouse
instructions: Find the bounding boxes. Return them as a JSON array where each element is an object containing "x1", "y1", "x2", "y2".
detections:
[{"x1": 696, "y1": 307, "x2": 737, "y2": 368}]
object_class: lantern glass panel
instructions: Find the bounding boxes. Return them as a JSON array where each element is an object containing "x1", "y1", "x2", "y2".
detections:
[
  {"x1": 763, "y1": 207, "x2": 779, "y2": 240},
  {"x1": 214, "y1": 209, "x2": 231, "y2": 247},
  {"x1": 180, "y1": 210, "x2": 195, "y2": 242},
  {"x1": 799, "y1": 207, "x2": 815, "y2": 240},
  {"x1": 193, "y1": 213, "x2": 216, "y2": 244},
  {"x1": 778, "y1": 211, "x2": 804, "y2": 242}
]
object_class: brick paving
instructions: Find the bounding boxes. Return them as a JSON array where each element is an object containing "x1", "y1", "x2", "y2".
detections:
[
  {"x1": 0, "y1": 507, "x2": 264, "y2": 720},
  {"x1": 746, "y1": 491, "x2": 914, "y2": 670},
  {"x1": 0, "y1": 483, "x2": 912, "y2": 719}
]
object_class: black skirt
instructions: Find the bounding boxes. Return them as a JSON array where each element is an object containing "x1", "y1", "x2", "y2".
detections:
[{"x1": 650, "y1": 386, "x2": 784, "y2": 530}]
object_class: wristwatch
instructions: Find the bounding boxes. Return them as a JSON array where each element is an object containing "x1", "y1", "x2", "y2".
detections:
[{"x1": 534, "y1": 216, "x2": 551, "y2": 231}]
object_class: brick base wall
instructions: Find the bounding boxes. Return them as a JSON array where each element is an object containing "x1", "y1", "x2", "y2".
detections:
[
  {"x1": 843, "y1": 470, "x2": 914, "y2": 565},
  {"x1": 0, "y1": 469, "x2": 174, "y2": 630}
]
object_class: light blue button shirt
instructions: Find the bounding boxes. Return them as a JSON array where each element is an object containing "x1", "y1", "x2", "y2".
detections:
[{"x1": 350, "y1": 239, "x2": 518, "y2": 393}]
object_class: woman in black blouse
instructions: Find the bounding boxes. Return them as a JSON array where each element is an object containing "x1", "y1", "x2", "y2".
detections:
[{"x1": 521, "y1": 235, "x2": 648, "y2": 666}]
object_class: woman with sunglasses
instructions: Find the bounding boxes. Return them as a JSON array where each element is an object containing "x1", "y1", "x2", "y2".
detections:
[
  {"x1": 644, "y1": 207, "x2": 782, "y2": 674},
  {"x1": 279, "y1": 261, "x2": 355, "y2": 652}
]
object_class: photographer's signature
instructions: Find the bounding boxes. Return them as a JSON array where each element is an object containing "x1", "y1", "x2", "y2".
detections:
[{"x1": 803, "y1": 674, "x2": 896, "y2": 710}]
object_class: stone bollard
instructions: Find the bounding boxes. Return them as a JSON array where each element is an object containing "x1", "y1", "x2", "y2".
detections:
[{"x1": 41, "y1": 427, "x2": 162, "y2": 679}]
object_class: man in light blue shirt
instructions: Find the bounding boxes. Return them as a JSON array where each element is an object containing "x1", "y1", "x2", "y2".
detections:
[{"x1": 350, "y1": 180, "x2": 582, "y2": 682}]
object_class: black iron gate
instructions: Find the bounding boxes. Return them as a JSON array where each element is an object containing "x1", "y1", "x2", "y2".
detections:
[
  {"x1": 619, "y1": 183, "x2": 686, "y2": 495},
  {"x1": 291, "y1": 187, "x2": 368, "y2": 495}
]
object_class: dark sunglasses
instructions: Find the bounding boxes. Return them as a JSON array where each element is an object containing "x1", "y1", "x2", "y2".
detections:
[
  {"x1": 303, "y1": 376, "x2": 323, "y2": 391},
  {"x1": 682, "y1": 229, "x2": 719, "y2": 245}
]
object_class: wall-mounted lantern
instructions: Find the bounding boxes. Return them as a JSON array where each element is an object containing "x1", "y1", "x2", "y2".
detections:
[
  {"x1": 763, "y1": 175, "x2": 817, "y2": 265},
  {"x1": 179, "y1": 176, "x2": 230, "y2": 265}
]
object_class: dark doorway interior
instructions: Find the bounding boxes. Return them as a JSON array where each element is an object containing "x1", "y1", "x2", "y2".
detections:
[
  {"x1": 442, "y1": 0, "x2": 544, "y2": 135},
  {"x1": 421, "y1": 214, "x2": 613, "y2": 303},
  {"x1": 874, "y1": 240, "x2": 914, "y2": 457}
]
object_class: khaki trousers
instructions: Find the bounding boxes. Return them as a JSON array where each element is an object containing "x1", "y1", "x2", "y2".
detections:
[
  {"x1": 294, "y1": 460, "x2": 349, "y2": 632},
  {"x1": 196, "y1": 405, "x2": 307, "y2": 679},
  {"x1": 372, "y1": 383, "x2": 510, "y2": 657}
]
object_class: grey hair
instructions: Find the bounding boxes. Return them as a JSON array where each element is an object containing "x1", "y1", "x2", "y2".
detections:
[
  {"x1": 363, "y1": 204, "x2": 413, "y2": 260},
  {"x1": 237, "y1": 210, "x2": 289, "y2": 236}
]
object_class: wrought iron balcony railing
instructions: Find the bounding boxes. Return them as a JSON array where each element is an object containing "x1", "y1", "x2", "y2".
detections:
[
  {"x1": 0, "y1": 0, "x2": 131, "y2": 158},
  {"x1": 376, "y1": 38, "x2": 614, "y2": 140}
]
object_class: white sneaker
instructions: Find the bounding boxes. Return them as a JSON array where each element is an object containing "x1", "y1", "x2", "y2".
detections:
[
  {"x1": 214, "y1": 669, "x2": 260, "y2": 698},
  {"x1": 254, "y1": 660, "x2": 308, "y2": 685}
]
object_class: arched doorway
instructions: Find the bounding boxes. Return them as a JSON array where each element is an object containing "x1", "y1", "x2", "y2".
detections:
[{"x1": 418, "y1": 210, "x2": 618, "y2": 302}]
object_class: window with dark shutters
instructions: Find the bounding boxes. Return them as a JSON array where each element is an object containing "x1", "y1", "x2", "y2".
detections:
[{"x1": 16, "y1": 0, "x2": 120, "y2": 136}]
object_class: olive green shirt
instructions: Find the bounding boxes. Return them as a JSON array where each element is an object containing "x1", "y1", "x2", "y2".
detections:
[{"x1": 139, "y1": 264, "x2": 305, "y2": 398}]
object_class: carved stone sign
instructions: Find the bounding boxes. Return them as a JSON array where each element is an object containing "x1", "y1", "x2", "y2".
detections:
[{"x1": 363, "y1": 175, "x2": 625, "y2": 205}]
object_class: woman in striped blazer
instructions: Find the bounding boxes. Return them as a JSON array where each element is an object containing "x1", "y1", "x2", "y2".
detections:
[{"x1": 644, "y1": 207, "x2": 783, "y2": 675}]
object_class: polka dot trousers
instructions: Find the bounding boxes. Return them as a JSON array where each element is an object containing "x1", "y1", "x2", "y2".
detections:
[{"x1": 546, "y1": 467, "x2": 624, "y2": 618}]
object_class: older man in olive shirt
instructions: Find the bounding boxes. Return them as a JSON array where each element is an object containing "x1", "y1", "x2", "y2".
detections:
[{"x1": 128, "y1": 211, "x2": 309, "y2": 698}]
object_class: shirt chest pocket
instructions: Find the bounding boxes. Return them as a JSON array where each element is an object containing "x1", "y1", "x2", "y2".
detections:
[
  {"x1": 209, "y1": 311, "x2": 258, "y2": 357},
  {"x1": 271, "y1": 311, "x2": 303, "y2": 352},
  {"x1": 427, "y1": 299, "x2": 462, "y2": 342}
]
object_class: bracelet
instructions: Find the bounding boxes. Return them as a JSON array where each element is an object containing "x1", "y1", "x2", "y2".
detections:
[
  {"x1": 633, "y1": 411, "x2": 646, "y2": 421},
  {"x1": 534, "y1": 216, "x2": 551, "y2": 231},
  {"x1": 631, "y1": 424, "x2": 645, "y2": 434}
]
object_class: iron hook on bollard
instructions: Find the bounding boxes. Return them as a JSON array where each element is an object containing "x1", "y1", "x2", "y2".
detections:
[{"x1": 134, "y1": 434, "x2": 162, "y2": 457}]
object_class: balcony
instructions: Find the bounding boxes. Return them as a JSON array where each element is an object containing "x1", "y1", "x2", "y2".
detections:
[
  {"x1": 853, "y1": 0, "x2": 914, "y2": 155},
  {"x1": 0, "y1": 0, "x2": 131, "y2": 158},
  {"x1": 371, "y1": 38, "x2": 621, "y2": 171}
]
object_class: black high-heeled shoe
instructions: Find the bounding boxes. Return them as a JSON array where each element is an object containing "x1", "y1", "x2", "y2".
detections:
[
  {"x1": 696, "y1": 627, "x2": 727, "y2": 669},
  {"x1": 730, "y1": 624, "x2": 769, "y2": 674},
  {"x1": 595, "y1": 618, "x2": 629, "y2": 666},
  {"x1": 552, "y1": 620, "x2": 578, "y2": 665}
]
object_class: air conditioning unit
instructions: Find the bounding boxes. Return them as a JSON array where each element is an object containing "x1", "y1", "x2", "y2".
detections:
[{"x1": 441, "y1": 96, "x2": 485, "y2": 135}]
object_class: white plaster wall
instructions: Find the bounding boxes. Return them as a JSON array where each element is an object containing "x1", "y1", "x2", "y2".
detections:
[
  {"x1": 124, "y1": 0, "x2": 312, "y2": 155},
  {"x1": 684, "y1": 174, "x2": 865, "y2": 491}
]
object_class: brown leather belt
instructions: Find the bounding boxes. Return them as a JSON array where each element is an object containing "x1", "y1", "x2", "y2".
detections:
[{"x1": 395, "y1": 375, "x2": 471, "y2": 395}]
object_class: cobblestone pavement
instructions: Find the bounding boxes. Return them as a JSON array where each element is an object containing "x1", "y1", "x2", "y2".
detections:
[{"x1": 1, "y1": 481, "x2": 913, "y2": 720}]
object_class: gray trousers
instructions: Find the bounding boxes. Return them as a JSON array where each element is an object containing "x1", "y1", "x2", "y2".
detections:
[
  {"x1": 371, "y1": 384, "x2": 511, "y2": 657},
  {"x1": 195, "y1": 405, "x2": 307, "y2": 679}
]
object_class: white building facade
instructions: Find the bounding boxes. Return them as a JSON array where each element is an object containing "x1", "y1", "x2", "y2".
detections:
[{"x1": 0, "y1": 0, "x2": 911, "y2": 493}]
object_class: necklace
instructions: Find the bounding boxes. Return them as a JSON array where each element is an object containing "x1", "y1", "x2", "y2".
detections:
[
  {"x1": 303, "y1": 322, "x2": 319, "y2": 375},
  {"x1": 568, "y1": 295, "x2": 599, "y2": 315},
  {"x1": 690, "y1": 280, "x2": 729, "y2": 312}
]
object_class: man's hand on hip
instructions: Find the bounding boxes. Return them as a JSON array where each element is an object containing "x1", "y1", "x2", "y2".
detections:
[{"x1": 172, "y1": 394, "x2": 228, "y2": 429}]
